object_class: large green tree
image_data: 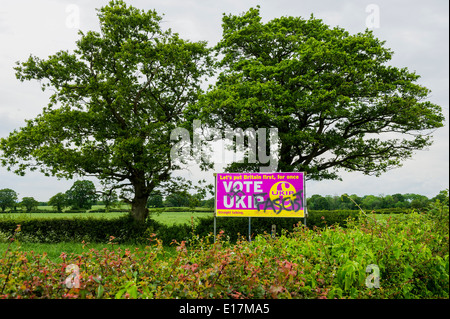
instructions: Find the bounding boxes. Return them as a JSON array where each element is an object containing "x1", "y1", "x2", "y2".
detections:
[
  {"x1": 188, "y1": 7, "x2": 444, "y2": 180},
  {"x1": 20, "y1": 197, "x2": 39, "y2": 213},
  {"x1": 0, "y1": 1, "x2": 212, "y2": 222},
  {"x1": 0, "y1": 188, "x2": 18, "y2": 212},
  {"x1": 48, "y1": 192, "x2": 69, "y2": 213},
  {"x1": 65, "y1": 180, "x2": 98, "y2": 210}
]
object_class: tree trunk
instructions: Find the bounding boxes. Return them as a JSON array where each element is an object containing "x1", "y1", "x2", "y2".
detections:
[
  {"x1": 131, "y1": 195, "x2": 149, "y2": 223},
  {"x1": 130, "y1": 178, "x2": 150, "y2": 223}
]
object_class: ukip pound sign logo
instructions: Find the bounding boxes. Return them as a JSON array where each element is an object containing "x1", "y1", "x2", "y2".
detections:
[{"x1": 269, "y1": 182, "x2": 297, "y2": 209}]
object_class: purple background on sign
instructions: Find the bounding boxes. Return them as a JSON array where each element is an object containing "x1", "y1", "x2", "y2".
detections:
[{"x1": 215, "y1": 172, "x2": 304, "y2": 210}]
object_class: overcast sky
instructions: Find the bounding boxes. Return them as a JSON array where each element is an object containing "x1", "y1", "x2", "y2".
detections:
[{"x1": 0, "y1": 0, "x2": 448, "y2": 201}]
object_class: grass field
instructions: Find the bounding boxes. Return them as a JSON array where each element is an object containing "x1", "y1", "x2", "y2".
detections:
[
  {"x1": 150, "y1": 211, "x2": 213, "y2": 225},
  {"x1": 0, "y1": 210, "x2": 213, "y2": 225},
  {"x1": 0, "y1": 212, "x2": 128, "y2": 220}
]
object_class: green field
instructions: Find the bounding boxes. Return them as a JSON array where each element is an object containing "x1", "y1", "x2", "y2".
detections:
[
  {"x1": 0, "y1": 212, "x2": 128, "y2": 220},
  {"x1": 0, "y1": 210, "x2": 213, "y2": 225},
  {"x1": 150, "y1": 211, "x2": 213, "y2": 225}
]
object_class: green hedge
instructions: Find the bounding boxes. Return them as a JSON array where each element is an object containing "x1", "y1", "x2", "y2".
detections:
[
  {"x1": 370, "y1": 208, "x2": 414, "y2": 214},
  {"x1": 0, "y1": 210, "x2": 360, "y2": 245},
  {"x1": 0, "y1": 209, "x2": 131, "y2": 214},
  {"x1": 1, "y1": 207, "x2": 411, "y2": 215},
  {"x1": 148, "y1": 207, "x2": 413, "y2": 214},
  {"x1": 148, "y1": 207, "x2": 213, "y2": 213},
  {"x1": 0, "y1": 209, "x2": 88, "y2": 214},
  {"x1": 0, "y1": 216, "x2": 146, "y2": 244},
  {"x1": 195, "y1": 210, "x2": 360, "y2": 242},
  {"x1": 87, "y1": 208, "x2": 130, "y2": 213}
]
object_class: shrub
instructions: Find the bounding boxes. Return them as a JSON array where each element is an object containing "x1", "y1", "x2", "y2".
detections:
[
  {"x1": 0, "y1": 210, "x2": 358, "y2": 245},
  {"x1": 0, "y1": 215, "x2": 147, "y2": 244},
  {"x1": 194, "y1": 210, "x2": 359, "y2": 242},
  {"x1": 87, "y1": 208, "x2": 130, "y2": 213},
  {"x1": 371, "y1": 208, "x2": 414, "y2": 214},
  {"x1": 0, "y1": 208, "x2": 447, "y2": 299}
]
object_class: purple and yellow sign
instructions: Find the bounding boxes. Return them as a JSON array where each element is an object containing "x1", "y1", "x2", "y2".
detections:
[{"x1": 215, "y1": 172, "x2": 306, "y2": 218}]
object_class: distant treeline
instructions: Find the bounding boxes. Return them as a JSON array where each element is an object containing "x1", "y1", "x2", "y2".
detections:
[
  {"x1": 1, "y1": 183, "x2": 448, "y2": 213},
  {"x1": 32, "y1": 191, "x2": 447, "y2": 210},
  {"x1": 307, "y1": 191, "x2": 448, "y2": 211}
]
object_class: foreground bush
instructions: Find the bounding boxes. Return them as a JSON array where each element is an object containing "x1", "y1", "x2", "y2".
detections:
[{"x1": 0, "y1": 208, "x2": 448, "y2": 299}]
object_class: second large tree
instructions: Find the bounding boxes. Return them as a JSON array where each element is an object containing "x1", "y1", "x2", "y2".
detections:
[{"x1": 189, "y1": 7, "x2": 444, "y2": 180}]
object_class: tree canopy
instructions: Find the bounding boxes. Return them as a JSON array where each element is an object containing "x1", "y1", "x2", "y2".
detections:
[
  {"x1": 0, "y1": 188, "x2": 18, "y2": 212},
  {"x1": 20, "y1": 197, "x2": 39, "y2": 213},
  {"x1": 48, "y1": 192, "x2": 69, "y2": 213},
  {"x1": 65, "y1": 180, "x2": 98, "y2": 210},
  {"x1": 187, "y1": 7, "x2": 444, "y2": 180}
]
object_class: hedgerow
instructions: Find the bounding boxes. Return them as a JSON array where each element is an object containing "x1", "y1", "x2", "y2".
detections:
[{"x1": 0, "y1": 210, "x2": 358, "y2": 244}]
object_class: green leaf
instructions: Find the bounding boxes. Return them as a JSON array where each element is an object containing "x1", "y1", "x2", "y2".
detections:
[
  {"x1": 393, "y1": 248, "x2": 401, "y2": 260},
  {"x1": 115, "y1": 288, "x2": 126, "y2": 299},
  {"x1": 97, "y1": 285, "x2": 104, "y2": 298},
  {"x1": 128, "y1": 284, "x2": 138, "y2": 299},
  {"x1": 404, "y1": 265, "x2": 414, "y2": 279}
]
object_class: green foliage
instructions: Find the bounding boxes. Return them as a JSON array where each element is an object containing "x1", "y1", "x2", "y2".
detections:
[
  {"x1": 65, "y1": 180, "x2": 98, "y2": 210},
  {"x1": 19, "y1": 197, "x2": 39, "y2": 213},
  {"x1": 147, "y1": 192, "x2": 163, "y2": 208},
  {"x1": 308, "y1": 194, "x2": 331, "y2": 210},
  {"x1": 425, "y1": 190, "x2": 449, "y2": 257},
  {"x1": 0, "y1": 210, "x2": 357, "y2": 244},
  {"x1": 101, "y1": 190, "x2": 119, "y2": 211},
  {"x1": 48, "y1": 192, "x2": 69, "y2": 212},
  {"x1": 0, "y1": 215, "x2": 146, "y2": 244},
  {"x1": 165, "y1": 193, "x2": 190, "y2": 208},
  {"x1": 0, "y1": 207, "x2": 447, "y2": 299},
  {"x1": 194, "y1": 210, "x2": 359, "y2": 242},
  {"x1": 431, "y1": 189, "x2": 449, "y2": 207},
  {"x1": 306, "y1": 191, "x2": 439, "y2": 211},
  {"x1": 0, "y1": 189, "x2": 18, "y2": 212},
  {"x1": 188, "y1": 6, "x2": 444, "y2": 178},
  {"x1": 154, "y1": 177, "x2": 214, "y2": 210},
  {"x1": 88, "y1": 208, "x2": 130, "y2": 213}
]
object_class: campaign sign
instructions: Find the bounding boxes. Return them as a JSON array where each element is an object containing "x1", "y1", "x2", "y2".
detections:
[{"x1": 215, "y1": 172, "x2": 306, "y2": 218}]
